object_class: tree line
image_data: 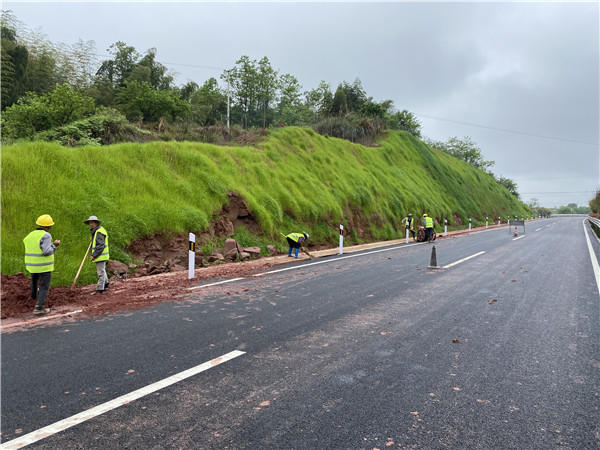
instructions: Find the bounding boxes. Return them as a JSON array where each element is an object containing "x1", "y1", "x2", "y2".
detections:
[
  {"x1": 1, "y1": 12, "x2": 421, "y2": 144},
  {"x1": 1, "y1": 10, "x2": 526, "y2": 201}
]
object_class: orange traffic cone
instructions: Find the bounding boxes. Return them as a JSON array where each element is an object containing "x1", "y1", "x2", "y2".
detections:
[{"x1": 514, "y1": 227, "x2": 518, "y2": 236}]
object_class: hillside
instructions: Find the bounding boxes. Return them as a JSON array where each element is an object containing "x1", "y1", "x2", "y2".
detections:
[{"x1": 1, "y1": 127, "x2": 528, "y2": 286}]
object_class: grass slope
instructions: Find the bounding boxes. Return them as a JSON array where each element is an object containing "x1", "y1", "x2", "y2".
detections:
[{"x1": 1, "y1": 127, "x2": 528, "y2": 285}]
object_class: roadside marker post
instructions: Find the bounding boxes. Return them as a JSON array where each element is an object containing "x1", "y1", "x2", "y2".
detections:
[
  {"x1": 444, "y1": 219, "x2": 447, "y2": 237},
  {"x1": 469, "y1": 218, "x2": 472, "y2": 232},
  {"x1": 486, "y1": 217, "x2": 488, "y2": 229},
  {"x1": 498, "y1": 217, "x2": 500, "y2": 226},
  {"x1": 405, "y1": 227, "x2": 409, "y2": 244},
  {"x1": 339, "y1": 225, "x2": 344, "y2": 255},
  {"x1": 188, "y1": 233, "x2": 195, "y2": 279}
]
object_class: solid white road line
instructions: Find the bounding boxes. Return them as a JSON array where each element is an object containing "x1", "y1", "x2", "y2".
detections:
[
  {"x1": 0, "y1": 350, "x2": 246, "y2": 450},
  {"x1": 513, "y1": 235, "x2": 525, "y2": 241},
  {"x1": 1, "y1": 310, "x2": 83, "y2": 331},
  {"x1": 187, "y1": 278, "x2": 245, "y2": 291},
  {"x1": 534, "y1": 228, "x2": 542, "y2": 232},
  {"x1": 582, "y1": 221, "x2": 600, "y2": 297},
  {"x1": 441, "y1": 251, "x2": 486, "y2": 269},
  {"x1": 253, "y1": 242, "x2": 422, "y2": 277}
]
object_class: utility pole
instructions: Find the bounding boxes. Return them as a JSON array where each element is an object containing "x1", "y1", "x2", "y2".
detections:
[{"x1": 226, "y1": 69, "x2": 230, "y2": 130}]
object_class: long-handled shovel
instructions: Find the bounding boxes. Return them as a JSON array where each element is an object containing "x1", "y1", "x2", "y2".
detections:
[{"x1": 72, "y1": 242, "x2": 91, "y2": 287}]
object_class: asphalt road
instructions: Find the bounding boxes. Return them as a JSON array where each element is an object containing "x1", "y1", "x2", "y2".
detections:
[{"x1": 2, "y1": 217, "x2": 599, "y2": 449}]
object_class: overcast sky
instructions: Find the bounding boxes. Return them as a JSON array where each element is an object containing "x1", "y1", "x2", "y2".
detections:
[{"x1": 5, "y1": 1, "x2": 599, "y2": 208}]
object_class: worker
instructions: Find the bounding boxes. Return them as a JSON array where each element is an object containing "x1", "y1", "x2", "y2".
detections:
[
  {"x1": 286, "y1": 232, "x2": 309, "y2": 258},
  {"x1": 401, "y1": 213, "x2": 416, "y2": 240},
  {"x1": 423, "y1": 214, "x2": 435, "y2": 242},
  {"x1": 23, "y1": 214, "x2": 60, "y2": 315},
  {"x1": 84, "y1": 216, "x2": 110, "y2": 294}
]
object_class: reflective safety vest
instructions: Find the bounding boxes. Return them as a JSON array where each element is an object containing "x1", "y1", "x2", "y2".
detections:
[
  {"x1": 286, "y1": 232, "x2": 304, "y2": 243},
  {"x1": 92, "y1": 226, "x2": 110, "y2": 262},
  {"x1": 404, "y1": 217, "x2": 414, "y2": 229},
  {"x1": 425, "y1": 217, "x2": 434, "y2": 228},
  {"x1": 23, "y1": 230, "x2": 54, "y2": 273}
]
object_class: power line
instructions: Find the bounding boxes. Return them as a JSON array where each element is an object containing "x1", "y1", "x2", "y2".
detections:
[
  {"x1": 417, "y1": 113, "x2": 599, "y2": 146},
  {"x1": 92, "y1": 53, "x2": 225, "y2": 72},
  {"x1": 521, "y1": 191, "x2": 596, "y2": 195},
  {"x1": 87, "y1": 52, "x2": 599, "y2": 148}
]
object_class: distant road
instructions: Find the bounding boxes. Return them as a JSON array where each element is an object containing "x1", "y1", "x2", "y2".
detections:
[{"x1": 2, "y1": 217, "x2": 599, "y2": 449}]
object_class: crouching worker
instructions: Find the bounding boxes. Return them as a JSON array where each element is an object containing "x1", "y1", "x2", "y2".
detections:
[
  {"x1": 24, "y1": 214, "x2": 60, "y2": 315},
  {"x1": 286, "y1": 232, "x2": 309, "y2": 258},
  {"x1": 84, "y1": 216, "x2": 110, "y2": 294}
]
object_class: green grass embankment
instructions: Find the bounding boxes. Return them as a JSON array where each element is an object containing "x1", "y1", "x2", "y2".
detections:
[{"x1": 1, "y1": 127, "x2": 528, "y2": 286}]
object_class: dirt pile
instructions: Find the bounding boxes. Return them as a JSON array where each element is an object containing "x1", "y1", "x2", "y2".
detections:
[
  {"x1": 125, "y1": 192, "x2": 273, "y2": 278},
  {"x1": 1, "y1": 257, "x2": 279, "y2": 326}
]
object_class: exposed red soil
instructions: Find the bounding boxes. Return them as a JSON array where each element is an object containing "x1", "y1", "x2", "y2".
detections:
[{"x1": 0, "y1": 258, "x2": 279, "y2": 330}]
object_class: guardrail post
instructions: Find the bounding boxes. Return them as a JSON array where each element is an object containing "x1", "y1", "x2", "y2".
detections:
[{"x1": 188, "y1": 232, "x2": 195, "y2": 279}]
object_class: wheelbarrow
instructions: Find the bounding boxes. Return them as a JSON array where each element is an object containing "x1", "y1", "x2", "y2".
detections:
[{"x1": 417, "y1": 226, "x2": 437, "y2": 242}]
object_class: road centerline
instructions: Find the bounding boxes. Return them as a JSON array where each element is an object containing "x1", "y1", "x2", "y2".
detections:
[
  {"x1": 441, "y1": 251, "x2": 486, "y2": 269},
  {"x1": 0, "y1": 350, "x2": 246, "y2": 450}
]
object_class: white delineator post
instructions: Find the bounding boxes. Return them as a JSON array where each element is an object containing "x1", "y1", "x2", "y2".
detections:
[
  {"x1": 498, "y1": 217, "x2": 500, "y2": 226},
  {"x1": 339, "y1": 224, "x2": 344, "y2": 255},
  {"x1": 405, "y1": 226, "x2": 409, "y2": 244},
  {"x1": 486, "y1": 217, "x2": 488, "y2": 229},
  {"x1": 188, "y1": 233, "x2": 196, "y2": 279},
  {"x1": 469, "y1": 218, "x2": 472, "y2": 232},
  {"x1": 444, "y1": 219, "x2": 448, "y2": 237}
]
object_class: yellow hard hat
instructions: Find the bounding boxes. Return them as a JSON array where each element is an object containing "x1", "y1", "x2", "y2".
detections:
[
  {"x1": 422, "y1": 214, "x2": 428, "y2": 217},
  {"x1": 36, "y1": 214, "x2": 55, "y2": 227}
]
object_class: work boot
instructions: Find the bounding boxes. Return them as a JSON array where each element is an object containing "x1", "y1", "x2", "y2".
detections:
[
  {"x1": 33, "y1": 308, "x2": 50, "y2": 315},
  {"x1": 91, "y1": 290, "x2": 103, "y2": 295},
  {"x1": 104, "y1": 282, "x2": 110, "y2": 291}
]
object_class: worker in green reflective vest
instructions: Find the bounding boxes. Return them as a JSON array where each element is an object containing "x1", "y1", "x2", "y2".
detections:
[
  {"x1": 422, "y1": 214, "x2": 435, "y2": 242},
  {"x1": 84, "y1": 216, "x2": 110, "y2": 294},
  {"x1": 23, "y1": 214, "x2": 60, "y2": 315},
  {"x1": 286, "y1": 232, "x2": 309, "y2": 258}
]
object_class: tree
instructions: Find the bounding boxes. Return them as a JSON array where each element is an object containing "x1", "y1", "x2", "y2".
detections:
[
  {"x1": 527, "y1": 198, "x2": 540, "y2": 211},
  {"x1": 114, "y1": 80, "x2": 189, "y2": 122},
  {"x1": 330, "y1": 85, "x2": 348, "y2": 116},
  {"x1": 134, "y1": 48, "x2": 173, "y2": 90},
  {"x1": 46, "y1": 84, "x2": 95, "y2": 126},
  {"x1": 191, "y1": 78, "x2": 226, "y2": 125},
  {"x1": 590, "y1": 188, "x2": 600, "y2": 214},
  {"x1": 278, "y1": 73, "x2": 302, "y2": 125},
  {"x1": 256, "y1": 56, "x2": 279, "y2": 128},
  {"x1": 179, "y1": 81, "x2": 198, "y2": 103},
  {"x1": 305, "y1": 80, "x2": 333, "y2": 120},
  {"x1": 386, "y1": 110, "x2": 422, "y2": 138},
  {"x1": 428, "y1": 136, "x2": 493, "y2": 171},
  {"x1": 96, "y1": 41, "x2": 140, "y2": 87},
  {"x1": 497, "y1": 176, "x2": 520, "y2": 200},
  {"x1": 341, "y1": 78, "x2": 367, "y2": 112},
  {"x1": 1, "y1": 25, "x2": 29, "y2": 109},
  {"x1": 1, "y1": 84, "x2": 95, "y2": 138},
  {"x1": 226, "y1": 55, "x2": 258, "y2": 128}
]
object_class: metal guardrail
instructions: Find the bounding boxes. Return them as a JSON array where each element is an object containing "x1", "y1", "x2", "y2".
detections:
[{"x1": 588, "y1": 217, "x2": 600, "y2": 230}]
